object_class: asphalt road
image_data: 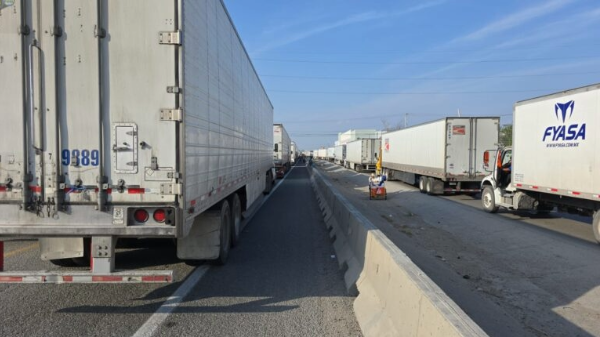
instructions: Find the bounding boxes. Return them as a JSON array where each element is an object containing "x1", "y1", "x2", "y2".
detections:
[
  {"x1": 316, "y1": 161, "x2": 600, "y2": 337},
  {"x1": 0, "y1": 165, "x2": 361, "y2": 337}
]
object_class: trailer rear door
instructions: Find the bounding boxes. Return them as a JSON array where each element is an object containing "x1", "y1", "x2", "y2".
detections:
[
  {"x1": 446, "y1": 118, "x2": 499, "y2": 179},
  {"x1": 0, "y1": 1, "x2": 180, "y2": 229}
]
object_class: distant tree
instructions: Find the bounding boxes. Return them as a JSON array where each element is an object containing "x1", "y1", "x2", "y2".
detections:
[
  {"x1": 500, "y1": 124, "x2": 512, "y2": 146},
  {"x1": 381, "y1": 118, "x2": 403, "y2": 132}
]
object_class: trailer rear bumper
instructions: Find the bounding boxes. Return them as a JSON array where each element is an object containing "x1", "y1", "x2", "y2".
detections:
[
  {"x1": 0, "y1": 205, "x2": 177, "y2": 237},
  {"x1": 0, "y1": 270, "x2": 173, "y2": 284}
]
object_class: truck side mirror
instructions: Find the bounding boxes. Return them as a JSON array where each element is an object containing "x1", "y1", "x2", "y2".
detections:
[{"x1": 482, "y1": 150, "x2": 494, "y2": 173}]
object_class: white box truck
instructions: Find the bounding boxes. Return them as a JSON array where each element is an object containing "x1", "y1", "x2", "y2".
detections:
[
  {"x1": 334, "y1": 144, "x2": 346, "y2": 165},
  {"x1": 382, "y1": 118, "x2": 499, "y2": 194},
  {"x1": 326, "y1": 147, "x2": 335, "y2": 162},
  {"x1": 0, "y1": 0, "x2": 274, "y2": 282},
  {"x1": 290, "y1": 141, "x2": 298, "y2": 164},
  {"x1": 273, "y1": 124, "x2": 291, "y2": 178},
  {"x1": 317, "y1": 148, "x2": 327, "y2": 160},
  {"x1": 481, "y1": 84, "x2": 600, "y2": 242},
  {"x1": 345, "y1": 138, "x2": 381, "y2": 172}
]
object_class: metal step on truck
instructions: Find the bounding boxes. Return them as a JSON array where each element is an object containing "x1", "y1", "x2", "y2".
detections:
[
  {"x1": 0, "y1": 0, "x2": 274, "y2": 283},
  {"x1": 481, "y1": 83, "x2": 600, "y2": 243}
]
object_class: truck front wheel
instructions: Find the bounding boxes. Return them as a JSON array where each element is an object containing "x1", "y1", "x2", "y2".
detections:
[
  {"x1": 593, "y1": 211, "x2": 600, "y2": 244},
  {"x1": 482, "y1": 186, "x2": 499, "y2": 213}
]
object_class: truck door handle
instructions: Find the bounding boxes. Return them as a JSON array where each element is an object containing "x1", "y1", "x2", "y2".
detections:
[{"x1": 112, "y1": 145, "x2": 131, "y2": 152}]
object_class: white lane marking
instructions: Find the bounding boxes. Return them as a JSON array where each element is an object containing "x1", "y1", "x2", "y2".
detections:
[{"x1": 132, "y1": 266, "x2": 209, "y2": 337}]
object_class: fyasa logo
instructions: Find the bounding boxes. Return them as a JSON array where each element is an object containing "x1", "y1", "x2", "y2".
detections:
[{"x1": 542, "y1": 100, "x2": 586, "y2": 147}]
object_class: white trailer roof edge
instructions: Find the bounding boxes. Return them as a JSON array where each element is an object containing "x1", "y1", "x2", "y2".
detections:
[
  {"x1": 217, "y1": 0, "x2": 273, "y2": 110},
  {"x1": 382, "y1": 117, "x2": 501, "y2": 136},
  {"x1": 515, "y1": 82, "x2": 600, "y2": 107}
]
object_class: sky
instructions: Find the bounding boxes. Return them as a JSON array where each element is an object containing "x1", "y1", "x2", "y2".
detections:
[{"x1": 224, "y1": 0, "x2": 600, "y2": 151}]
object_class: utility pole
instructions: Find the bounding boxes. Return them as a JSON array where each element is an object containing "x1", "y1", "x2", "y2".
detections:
[
  {"x1": 457, "y1": 109, "x2": 461, "y2": 117},
  {"x1": 404, "y1": 113, "x2": 408, "y2": 128}
]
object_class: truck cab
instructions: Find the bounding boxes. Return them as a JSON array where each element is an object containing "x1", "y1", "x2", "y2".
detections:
[{"x1": 481, "y1": 147, "x2": 549, "y2": 213}]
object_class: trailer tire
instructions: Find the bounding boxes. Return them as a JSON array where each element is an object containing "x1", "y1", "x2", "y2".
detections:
[
  {"x1": 418, "y1": 177, "x2": 426, "y2": 193},
  {"x1": 212, "y1": 201, "x2": 232, "y2": 265},
  {"x1": 425, "y1": 178, "x2": 434, "y2": 195},
  {"x1": 230, "y1": 194, "x2": 242, "y2": 247},
  {"x1": 593, "y1": 211, "x2": 600, "y2": 244},
  {"x1": 482, "y1": 186, "x2": 499, "y2": 213}
]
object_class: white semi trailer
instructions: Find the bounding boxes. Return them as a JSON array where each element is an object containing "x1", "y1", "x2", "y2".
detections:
[
  {"x1": 290, "y1": 141, "x2": 298, "y2": 164},
  {"x1": 334, "y1": 144, "x2": 346, "y2": 165},
  {"x1": 345, "y1": 138, "x2": 381, "y2": 172},
  {"x1": 481, "y1": 84, "x2": 600, "y2": 242},
  {"x1": 326, "y1": 147, "x2": 335, "y2": 162},
  {"x1": 273, "y1": 124, "x2": 291, "y2": 178},
  {"x1": 0, "y1": 0, "x2": 274, "y2": 282},
  {"x1": 382, "y1": 118, "x2": 500, "y2": 194},
  {"x1": 317, "y1": 148, "x2": 327, "y2": 160}
]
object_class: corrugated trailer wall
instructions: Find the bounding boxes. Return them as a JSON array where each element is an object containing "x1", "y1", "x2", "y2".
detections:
[{"x1": 183, "y1": 0, "x2": 273, "y2": 217}]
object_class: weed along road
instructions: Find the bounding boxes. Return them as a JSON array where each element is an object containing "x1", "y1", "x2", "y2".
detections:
[
  {"x1": 316, "y1": 160, "x2": 600, "y2": 337},
  {"x1": 0, "y1": 165, "x2": 361, "y2": 337}
]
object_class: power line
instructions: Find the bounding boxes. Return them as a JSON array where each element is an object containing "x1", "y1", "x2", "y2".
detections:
[
  {"x1": 254, "y1": 55, "x2": 599, "y2": 65},
  {"x1": 269, "y1": 89, "x2": 557, "y2": 95},
  {"x1": 283, "y1": 112, "x2": 512, "y2": 124},
  {"x1": 260, "y1": 70, "x2": 600, "y2": 81},
  {"x1": 257, "y1": 42, "x2": 600, "y2": 56}
]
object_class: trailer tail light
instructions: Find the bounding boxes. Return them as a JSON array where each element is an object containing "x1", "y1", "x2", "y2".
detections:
[
  {"x1": 133, "y1": 209, "x2": 149, "y2": 223},
  {"x1": 153, "y1": 209, "x2": 166, "y2": 223}
]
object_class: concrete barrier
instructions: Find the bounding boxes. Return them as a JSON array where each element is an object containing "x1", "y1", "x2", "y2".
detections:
[{"x1": 310, "y1": 166, "x2": 487, "y2": 337}]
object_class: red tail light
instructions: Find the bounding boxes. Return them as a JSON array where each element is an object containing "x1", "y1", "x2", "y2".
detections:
[
  {"x1": 153, "y1": 209, "x2": 166, "y2": 223},
  {"x1": 134, "y1": 209, "x2": 149, "y2": 223}
]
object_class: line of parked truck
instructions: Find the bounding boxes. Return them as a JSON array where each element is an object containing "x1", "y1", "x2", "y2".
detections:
[
  {"x1": 1, "y1": 0, "x2": 599, "y2": 284},
  {"x1": 315, "y1": 83, "x2": 600, "y2": 243}
]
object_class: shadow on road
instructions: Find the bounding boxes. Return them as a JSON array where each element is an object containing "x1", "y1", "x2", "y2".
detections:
[{"x1": 58, "y1": 166, "x2": 352, "y2": 316}]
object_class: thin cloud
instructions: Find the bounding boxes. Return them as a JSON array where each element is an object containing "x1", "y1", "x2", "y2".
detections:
[
  {"x1": 252, "y1": 0, "x2": 446, "y2": 56},
  {"x1": 452, "y1": 0, "x2": 576, "y2": 44},
  {"x1": 494, "y1": 7, "x2": 600, "y2": 49}
]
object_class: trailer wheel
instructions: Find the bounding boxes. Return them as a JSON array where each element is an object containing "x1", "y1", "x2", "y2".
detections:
[
  {"x1": 230, "y1": 194, "x2": 242, "y2": 247},
  {"x1": 482, "y1": 186, "x2": 499, "y2": 213},
  {"x1": 418, "y1": 177, "x2": 426, "y2": 193},
  {"x1": 425, "y1": 178, "x2": 434, "y2": 195},
  {"x1": 213, "y1": 200, "x2": 232, "y2": 265},
  {"x1": 593, "y1": 211, "x2": 600, "y2": 244}
]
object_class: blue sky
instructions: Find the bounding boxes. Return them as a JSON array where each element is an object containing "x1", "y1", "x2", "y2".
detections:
[{"x1": 224, "y1": 0, "x2": 600, "y2": 151}]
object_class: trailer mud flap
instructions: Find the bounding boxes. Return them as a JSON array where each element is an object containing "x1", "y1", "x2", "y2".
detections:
[
  {"x1": 177, "y1": 211, "x2": 220, "y2": 260},
  {"x1": 39, "y1": 237, "x2": 84, "y2": 260}
]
